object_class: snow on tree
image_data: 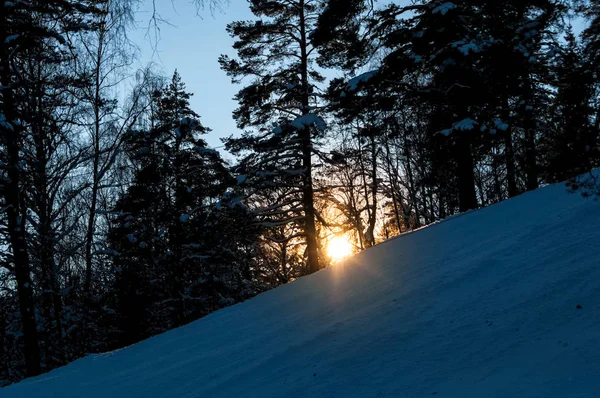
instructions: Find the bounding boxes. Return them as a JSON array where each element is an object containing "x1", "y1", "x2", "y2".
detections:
[{"x1": 219, "y1": 0, "x2": 328, "y2": 275}]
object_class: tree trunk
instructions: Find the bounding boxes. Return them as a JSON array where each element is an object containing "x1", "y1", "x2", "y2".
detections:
[
  {"x1": 502, "y1": 97, "x2": 518, "y2": 198},
  {"x1": 365, "y1": 135, "x2": 378, "y2": 246},
  {"x1": 84, "y1": 40, "x2": 104, "y2": 297},
  {"x1": 524, "y1": 130, "x2": 539, "y2": 191},
  {"x1": 301, "y1": 129, "x2": 319, "y2": 274},
  {"x1": 31, "y1": 70, "x2": 65, "y2": 365},
  {"x1": 456, "y1": 134, "x2": 478, "y2": 212},
  {"x1": 6, "y1": 177, "x2": 41, "y2": 377},
  {"x1": 420, "y1": 184, "x2": 429, "y2": 224},
  {"x1": 403, "y1": 131, "x2": 420, "y2": 228},
  {"x1": 492, "y1": 146, "x2": 503, "y2": 202},
  {"x1": 299, "y1": 0, "x2": 319, "y2": 274},
  {"x1": 84, "y1": 177, "x2": 98, "y2": 296},
  {"x1": 438, "y1": 186, "x2": 447, "y2": 219},
  {"x1": 523, "y1": 83, "x2": 539, "y2": 191},
  {"x1": 357, "y1": 131, "x2": 375, "y2": 248},
  {"x1": 0, "y1": 7, "x2": 41, "y2": 374},
  {"x1": 383, "y1": 138, "x2": 403, "y2": 232},
  {"x1": 172, "y1": 130, "x2": 185, "y2": 326}
]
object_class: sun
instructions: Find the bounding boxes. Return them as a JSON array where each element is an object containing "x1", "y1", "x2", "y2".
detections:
[{"x1": 327, "y1": 236, "x2": 354, "y2": 262}]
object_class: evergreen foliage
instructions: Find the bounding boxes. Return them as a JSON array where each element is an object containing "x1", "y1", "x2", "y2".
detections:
[{"x1": 1, "y1": 0, "x2": 599, "y2": 386}]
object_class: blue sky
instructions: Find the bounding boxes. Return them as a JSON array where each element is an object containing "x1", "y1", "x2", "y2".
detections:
[
  {"x1": 130, "y1": 1, "x2": 255, "y2": 153},
  {"x1": 128, "y1": 0, "x2": 588, "y2": 156}
]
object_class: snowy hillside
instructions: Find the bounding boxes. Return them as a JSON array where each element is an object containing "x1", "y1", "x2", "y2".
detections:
[{"x1": 3, "y1": 180, "x2": 600, "y2": 398}]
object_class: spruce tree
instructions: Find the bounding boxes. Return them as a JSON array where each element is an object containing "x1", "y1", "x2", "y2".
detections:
[{"x1": 109, "y1": 71, "x2": 254, "y2": 343}]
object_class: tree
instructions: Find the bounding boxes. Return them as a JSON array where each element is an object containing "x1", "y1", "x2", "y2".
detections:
[
  {"x1": 109, "y1": 71, "x2": 257, "y2": 344},
  {"x1": 220, "y1": 0, "x2": 327, "y2": 274},
  {"x1": 582, "y1": 0, "x2": 600, "y2": 70},
  {"x1": 0, "y1": 0, "x2": 270, "y2": 385},
  {"x1": 316, "y1": 0, "x2": 564, "y2": 212},
  {"x1": 569, "y1": 0, "x2": 600, "y2": 196},
  {"x1": 542, "y1": 28, "x2": 598, "y2": 182},
  {"x1": 72, "y1": 1, "x2": 159, "y2": 351},
  {"x1": 0, "y1": 0, "x2": 106, "y2": 377},
  {"x1": 19, "y1": 41, "x2": 88, "y2": 370}
]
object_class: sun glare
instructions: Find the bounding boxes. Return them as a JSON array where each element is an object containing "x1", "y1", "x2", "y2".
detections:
[{"x1": 327, "y1": 236, "x2": 354, "y2": 262}]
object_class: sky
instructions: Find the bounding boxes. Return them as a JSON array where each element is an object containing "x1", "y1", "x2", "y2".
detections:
[
  {"x1": 129, "y1": 0, "x2": 255, "y2": 154},
  {"x1": 127, "y1": 0, "x2": 588, "y2": 157}
]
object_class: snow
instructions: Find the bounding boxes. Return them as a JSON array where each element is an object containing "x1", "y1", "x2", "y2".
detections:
[
  {"x1": 454, "y1": 118, "x2": 477, "y2": 131},
  {"x1": 0, "y1": 113, "x2": 14, "y2": 131},
  {"x1": 179, "y1": 117, "x2": 195, "y2": 126},
  {"x1": 4, "y1": 34, "x2": 19, "y2": 44},
  {"x1": 494, "y1": 119, "x2": 509, "y2": 131},
  {"x1": 4, "y1": 177, "x2": 600, "y2": 397},
  {"x1": 346, "y1": 70, "x2": 378, "y2": 91},
  {"x1": 523, "y1": 29, "x2": 538, "y2": 40},
  {"x1": 517, "y1": 21, "x2": 540, "y2": 33},
  {"x1": 236, "y1": 175, "x2": 248, "y2": 185},
  {"x1": 407, "y1": 52, "x2": 422, "y2": 63},
  {"x1": 457, "y1": 41, "x2": 480, "y2": 55},
  {"x1": 290, "y1": 113, "x2": 327, "y2": 131},
  {"x1": 438, "y1": 119, "x2": 479, "y2": 135},
  {"x1": 195, "y1": 147, "x2": 219, "y2": 156},
  {"x1": 441, "y1": 57, "x2": 456, "y2": 68},
  {"x1": 216, "y1": 192, "x2": 246, "y2": 211},
  {"x1": 432, "y1": 2, "x2": 457, "y2": 15}
]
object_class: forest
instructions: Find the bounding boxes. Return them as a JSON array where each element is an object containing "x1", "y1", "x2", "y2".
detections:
[{"x1": 1, "y1": 0, "x2": 599, "y2": 385}]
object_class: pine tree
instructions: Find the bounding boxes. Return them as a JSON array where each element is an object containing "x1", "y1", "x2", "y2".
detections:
[{"x1": 219, "y1": 0, "x2": 327, "y2": 274}]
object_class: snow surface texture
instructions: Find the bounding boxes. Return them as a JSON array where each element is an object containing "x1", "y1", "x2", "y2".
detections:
[{"x1": 3, "y1": 180, "x2": 600, "y2": 397}]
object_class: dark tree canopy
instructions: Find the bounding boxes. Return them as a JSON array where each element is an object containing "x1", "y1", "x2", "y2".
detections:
[{"x1": 1, "y1": 0, "x2": 599, "y2": 386}]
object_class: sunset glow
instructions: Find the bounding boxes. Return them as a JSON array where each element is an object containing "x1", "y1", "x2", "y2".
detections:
[{"x1": 327, "y1": 236, "x2": 354, "y2": 262}]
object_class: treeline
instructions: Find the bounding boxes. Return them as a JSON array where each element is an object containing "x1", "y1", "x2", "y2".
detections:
[
  {"x1": 0, "y1": 0, "x2": 266, "y2": 384},
  {"x1": 314, "y1": 0, "x2": 600, "y2": 217},
  {"x1": 1, "y1": 0, "x2": 599, "y2": 385}
]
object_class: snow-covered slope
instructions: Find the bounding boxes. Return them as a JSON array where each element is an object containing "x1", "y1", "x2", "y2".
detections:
[{"x1": 4, "y1": 181, "x2": 600, "y2": 398}]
